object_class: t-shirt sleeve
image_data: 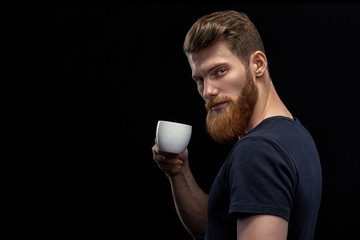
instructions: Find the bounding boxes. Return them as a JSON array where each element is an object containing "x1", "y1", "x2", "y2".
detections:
[{"x1": 228, "y1": 137, "x2": 296, "y2": 221}]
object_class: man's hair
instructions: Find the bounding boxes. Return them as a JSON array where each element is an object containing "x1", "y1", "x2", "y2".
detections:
[{"x1": 183, "y1": 10, "x2": 265, "y2": 66}]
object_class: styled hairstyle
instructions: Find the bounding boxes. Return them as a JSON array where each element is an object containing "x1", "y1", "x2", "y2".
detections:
[{"x1": 183, "y1": 10, "x2": 265, "y2": 66}]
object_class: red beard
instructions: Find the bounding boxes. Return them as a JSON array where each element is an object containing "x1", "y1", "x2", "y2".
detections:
[{"x1": 205, "y1": 73, "x2": 258, "y2": 143}]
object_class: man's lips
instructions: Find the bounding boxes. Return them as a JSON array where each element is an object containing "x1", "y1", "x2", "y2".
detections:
[{"x1": 211, "y1": 102, "x2": 228, "y2": 111}]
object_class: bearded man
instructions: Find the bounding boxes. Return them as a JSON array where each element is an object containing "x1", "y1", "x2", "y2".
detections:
[{"x1": 152, "y1": 10, "x2": 322, "y2": 240}]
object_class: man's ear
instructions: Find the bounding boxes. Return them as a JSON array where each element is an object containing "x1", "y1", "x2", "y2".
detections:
[{"x1": 250, "y1": 51, "x2": 267, "y2": 77}]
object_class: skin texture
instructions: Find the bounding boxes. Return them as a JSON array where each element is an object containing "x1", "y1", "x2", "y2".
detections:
[{"x1": 152, "y1": 39, "x2": 292, "y2": 239}]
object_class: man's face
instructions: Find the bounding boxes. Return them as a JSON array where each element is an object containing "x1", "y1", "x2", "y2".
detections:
[{"x1": 187, "y1": 40, "x2": 258, "y2": 142}]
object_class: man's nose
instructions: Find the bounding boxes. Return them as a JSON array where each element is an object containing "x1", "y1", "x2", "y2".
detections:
[{"x1": 203, "y1": 79, "x2": 219, "y2": 100}]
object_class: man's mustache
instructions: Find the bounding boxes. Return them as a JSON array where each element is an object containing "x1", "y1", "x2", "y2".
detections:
[{"x1": 205, "y1": 97, "x2": 232, "y2": 112}]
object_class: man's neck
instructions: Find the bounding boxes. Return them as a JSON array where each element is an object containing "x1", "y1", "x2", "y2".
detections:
[{"x1": 246, "y1": 80, "x2": 293, "y2": 134}]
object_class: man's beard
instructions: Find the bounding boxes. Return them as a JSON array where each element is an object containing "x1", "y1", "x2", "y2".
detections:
[{"x1": 205, "y1": 72, "x2": 258, "y2": 143}]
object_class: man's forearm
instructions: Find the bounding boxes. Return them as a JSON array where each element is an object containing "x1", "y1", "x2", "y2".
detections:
[{"x1": 168, "y1": 164, "x2": 208, "y2": 239}]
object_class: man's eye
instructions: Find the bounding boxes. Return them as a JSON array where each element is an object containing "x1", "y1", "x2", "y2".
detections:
[
  {"x1": 218, "y1": 68, "x2": 226, "y2": 74},
  {"x1": 195, "y1": 77, "x2": 204, "y2": 83}
]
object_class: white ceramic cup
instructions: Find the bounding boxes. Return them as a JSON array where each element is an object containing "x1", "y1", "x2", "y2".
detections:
[{"x1": 156, "y1": 120, "x2": 192, "y2": 154}]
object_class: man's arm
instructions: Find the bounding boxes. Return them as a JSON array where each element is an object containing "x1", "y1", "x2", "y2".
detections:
[
  {"x1": 168, "y1": 163, "x2": 208, "y2": 239},
  {"x1": 237, "y1": 215, "x2": 288, "y2": 240},
  {"x1": 152, "y1": 142, "x2": 208, "y2": 239}
]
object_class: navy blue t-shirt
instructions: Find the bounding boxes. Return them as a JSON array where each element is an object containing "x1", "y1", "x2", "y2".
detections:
[{"x1": 205, "y1": 117, "x2": 322, "y2": 240}]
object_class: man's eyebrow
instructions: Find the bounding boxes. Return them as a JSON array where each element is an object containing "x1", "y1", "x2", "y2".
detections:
[
  {"x1": 206, "y1": 62, "x2": 229, "y2": 73},
  {"x1": 192, "y1": 62, "x2": 229, "y2": 80}
]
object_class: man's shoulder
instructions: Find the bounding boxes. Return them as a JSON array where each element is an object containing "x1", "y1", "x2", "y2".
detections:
[
  {"x1": 249, "y1": 116, "x2": 302, "y2": 137},
  {"x1": 227, "y1": 117, "x2": 303, "y2": 166},
  {"x1": 227, "y1": 116, "x2": 318, "y2": 173},
  {"x1": 239, "y1": 116, "x2": 312, "y2": 150},
  {"x1": 232, "y1": 134, "x2": 283, "y2": 157}
]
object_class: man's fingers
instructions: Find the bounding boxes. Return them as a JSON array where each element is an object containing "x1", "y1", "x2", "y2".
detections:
[{"x1": 158, "y1": 150, "x2": 179, "y2": 158}]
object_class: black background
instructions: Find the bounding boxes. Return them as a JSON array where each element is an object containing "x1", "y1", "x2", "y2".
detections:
[{"x1": 54, "y1": 3, "x2": 360, "y2": 239}]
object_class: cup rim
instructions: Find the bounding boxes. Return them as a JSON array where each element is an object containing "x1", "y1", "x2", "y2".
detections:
[{"x1": 158, "y1": 120, "x2": 192, "y2": 128}]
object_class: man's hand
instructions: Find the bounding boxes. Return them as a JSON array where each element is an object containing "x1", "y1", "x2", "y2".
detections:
[{"x1": 152, "y1": 139, "x2": 189, "y2": 177}]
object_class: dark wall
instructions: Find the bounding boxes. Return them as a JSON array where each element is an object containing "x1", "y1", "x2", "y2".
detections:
[{"x1": 54, "y1": 3, "x2": 360, "y2": 239}]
